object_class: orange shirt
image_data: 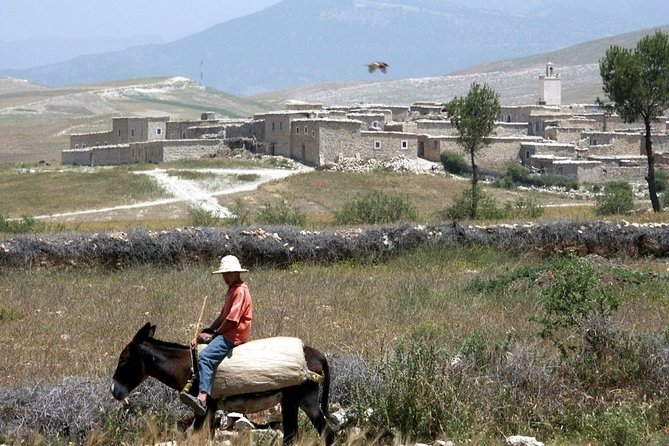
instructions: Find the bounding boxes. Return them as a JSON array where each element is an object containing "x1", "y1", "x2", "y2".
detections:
[{"x1": 219, "y1": 281, "x2": 253, "y2": 345}]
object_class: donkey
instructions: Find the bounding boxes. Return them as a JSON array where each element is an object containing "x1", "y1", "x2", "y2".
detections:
[{"x1": 110, "y1": 322, "x2": 335, "y2": 445}]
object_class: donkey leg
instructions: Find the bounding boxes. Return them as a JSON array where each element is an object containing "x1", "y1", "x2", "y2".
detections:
[
  {"x1": 299, "y1": 382, "x2": 336, "y2": 445},
  {"x1": 281, "y1": 397, "x2": 300, "y2": 446}
]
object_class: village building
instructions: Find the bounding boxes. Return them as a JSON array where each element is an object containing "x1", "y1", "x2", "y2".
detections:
[{"x1": 62, "y1": 63, "x2": 669, "y2": 184}]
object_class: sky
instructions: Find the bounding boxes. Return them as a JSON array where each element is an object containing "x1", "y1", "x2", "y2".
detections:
[{"x1": 0, "y1": 0, "x2": 282, "y2": 42}]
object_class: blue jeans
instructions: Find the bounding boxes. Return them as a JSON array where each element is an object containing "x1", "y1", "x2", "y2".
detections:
[{"x1": 198, "y1": 335, "x2": 235, "y2": 395}]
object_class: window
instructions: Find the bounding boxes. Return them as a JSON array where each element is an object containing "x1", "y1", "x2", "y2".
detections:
[
  {"x1": 156, "y1": 128, "x2": 162, "y2": 135},
  {"x1": 131, "y1": 128, "x2": 135, "y2": 137},
  {"x1": 525, "y1": 150, "x2": 531, "y2": 159},
  {"x1": 372, "y1": 121, "x2": 379, "y2": 128},
  {"x1": 75, "y1": 144, "x2": 79, "y2": 149},
  {"x1": 280, "y1": 122, "x2": 283, "y2": 130},
  {"x1": 312, "y1": 130, "x2": 315, "y2": 137},
  {"x1": 182, "y1": 132, "x2": 186, "y2": 139},
  {"x1": 272, "y1": 122, "x2": 275, "y2": 131},
  {"x1": 118, "y1": 129, "x2": 122, "y2": 137},
  {"x1": 304, "y1": 126, "x2": 308, "y2": 134},
  {"x1": 400, "y1": 140, "x2": 408, "y2": 150},
  {"x1": 296, "y1": 127, "x2": 300, "y2": 134},
  {"x1": 374, "y1": 140, "x2": 381, "y2": 150}
]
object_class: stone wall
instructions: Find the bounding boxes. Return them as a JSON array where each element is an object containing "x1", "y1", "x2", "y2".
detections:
[
  {"x1": 521, "y1": 141, "x2": 577, "y2": 163},
  {"x1": 419, "y1": 136, "x2": 542, "y2": 166},
  {"x1": 415, "y1": 120, "x2": 456, "y2": 136},
  {"x1": 166, "y1": 121, "x2": 199, "y2": 139},
  {"x1": 257, "y1": 111, "x2": 312, "y2": 157},
  {"x1": 225, "y1": 120, "x2": 265, "y2": 141},
  {"x1": 306, "y1": 119, "x2": 363, "y2": 166},
  {"x1": 359, "y1": 131, "x2": 418, "y2": 161},
  {"x1": 161, "y1": 140, "x2": 221, "y2": 161},
  {"x1": 70, "y1": 131, "x2": 115, "y2": 149},
  {"x1": 61, "y1": 143, "x2": 163, "y2": 166},
  {"x1": 147, "y1": 119, "x2": 167, "y2": 141},
  {"x1": 346, "y1": 113, "x2": 386, "y2": 130}
]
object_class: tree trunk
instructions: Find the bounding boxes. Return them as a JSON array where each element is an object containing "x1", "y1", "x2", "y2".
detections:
[
  {"x1": 470, "y1": 149, "x2": 479, "y2": 219},
  {"x1": 644, "y1": 117, "x2": 661, "y2": 212}
]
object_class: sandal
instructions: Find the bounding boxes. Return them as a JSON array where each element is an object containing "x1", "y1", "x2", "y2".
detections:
[{"x1": 179, "y1": 392, "x2": 207, "y2": 416}]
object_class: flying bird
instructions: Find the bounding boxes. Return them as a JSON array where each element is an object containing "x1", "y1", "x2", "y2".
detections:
[{"x1": 367, "y1": 62, "x2": 388, "y2": 74}]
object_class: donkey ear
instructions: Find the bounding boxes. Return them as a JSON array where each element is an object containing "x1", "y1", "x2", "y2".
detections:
[
  {"x1": 133, "y1": 322, "x2": 153, "y2": 342},
  {"x1": 148, "y1": 324, "x2": 157, "y2": 338}
]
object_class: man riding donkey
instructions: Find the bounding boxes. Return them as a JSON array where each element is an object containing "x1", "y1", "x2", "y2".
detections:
[{"x1": 180, "y1": 254, "x2": 253, "y2": 416}]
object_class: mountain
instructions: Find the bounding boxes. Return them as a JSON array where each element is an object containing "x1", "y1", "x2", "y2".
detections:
[
  {"x1": 254, "y1": 25, "x2": 669, "y2": 107},
  {"x1": 0, "y1": 77, "x2": 270, "y2": 163},
  {"x1": 2, "y1": 0, "x2": 668, "y2": 96},
  {"x1": 0, "y1": 35, "x2": 164, "y2": 70}
]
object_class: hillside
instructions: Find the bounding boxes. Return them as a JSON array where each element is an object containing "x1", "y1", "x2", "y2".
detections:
[
  {"x1": 3, "y1": 0, "x2": 669, "y2": 96},
  {"x1": 0, "y1": 77, "x2": 270, "y2": 163},
  {"x1": 255, "y1": 25, "x2": 669, "y2": 107}
]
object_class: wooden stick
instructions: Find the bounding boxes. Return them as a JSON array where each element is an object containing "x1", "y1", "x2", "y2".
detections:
[{"x1": 192, "y1": 295, "x2": 208, "y2": 344}]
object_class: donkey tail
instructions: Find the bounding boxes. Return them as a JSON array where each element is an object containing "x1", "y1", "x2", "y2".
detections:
[{"x1": 304, "y1": 346, "x2": 331, "y2": 418}]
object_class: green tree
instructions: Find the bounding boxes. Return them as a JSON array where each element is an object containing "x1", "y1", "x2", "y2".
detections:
[
  {"x1": 598, "y1": 30, "x2": 669, "y2": 212},
  {"x1": 447, "y1": 82, "x2": 501, "y2": 218}
]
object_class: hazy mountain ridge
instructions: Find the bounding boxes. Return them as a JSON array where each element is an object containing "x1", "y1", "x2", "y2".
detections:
[
  {"x1": 0, "y1": 35, "x2": 164, "y2": 70},
  {"x1": 257, "y1": 25, "x2": 669, "y2": 107},
  {"x1": 2, "y1": 0, "x2": 668, "y2": 96}
]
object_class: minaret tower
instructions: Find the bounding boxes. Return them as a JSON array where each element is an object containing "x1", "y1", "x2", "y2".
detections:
[{"x1": 538, "y1": 62, "x2": 561, "y2": 106}]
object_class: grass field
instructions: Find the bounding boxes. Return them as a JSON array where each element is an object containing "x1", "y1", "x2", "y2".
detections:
[{"x1": 2, "y1": 245, "x2": 669, "y2": 444}]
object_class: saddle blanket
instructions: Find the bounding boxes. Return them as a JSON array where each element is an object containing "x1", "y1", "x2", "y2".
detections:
[{"x1": 198, "y1": 336, "x2": 308, "y2": 399}]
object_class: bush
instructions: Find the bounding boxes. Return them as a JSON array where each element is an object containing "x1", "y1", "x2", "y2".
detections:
[
  {"x1": 350, "y1": 340, "x2": 458, "y2": 441},
  {"x1": 506, "y1": 163, "x2": 531, "y2": 183},
  {"x1": 436, "y1": 187, "x2": 507, "y2": 220},
  {"x1": 335, "y1": 191, "x2": 417, "y2": 225},
  {"x1": 440, "y1": 150, "x2": 469, "y2": 175},
  {"x1": 256, "y1": 199, "x2": 306, "y2": 226},
  {"x1": 187, "y1": 208, "x2": 222, "y2": 227},
  {"x1": 504, "y1": 196, "x2": 545, "y2": 219},
  {"x1": 533, "y1": 255, "x2": 619, "y2": 360},
  {"x1": 227, "y1": 197, "x2": 252, "y2": 226},
  {"x1": 594, "y1": 181, "x2": 635, "y2": 215},
  {"x1": 654, "y1": 169, "x2": 669, "y2": 193},
  {"x1": 585, "y1": 403, "x2": 647, "y2": 446},
  {"x1": 0, "y1": 214, "x2": 45, "y2": 234},
  {"x1": 494, "y1": 164, "x2": 579, "y2": 191}
]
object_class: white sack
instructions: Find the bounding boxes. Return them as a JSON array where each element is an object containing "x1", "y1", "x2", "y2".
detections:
[{"x1": 198, "y1": 336, "x2": 307, "y2": 399}]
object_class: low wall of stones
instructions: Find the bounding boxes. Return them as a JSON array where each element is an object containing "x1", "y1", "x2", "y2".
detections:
[
  {"x1": 61, "y1": 143, "x2": 163, "y2": 166},
  {"x1": 597, "y1": 165, "x2": 647, "y2": 184},
  {"x1": 160, "y1": 140, "x2": 221, "y2": 161}
]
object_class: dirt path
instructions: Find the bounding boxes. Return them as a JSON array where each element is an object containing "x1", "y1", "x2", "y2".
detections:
[{"x1": 34, "y1": 166, "x2": 311, "y2": 221}]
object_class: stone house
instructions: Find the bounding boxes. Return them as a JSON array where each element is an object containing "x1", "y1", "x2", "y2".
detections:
[{"x1": 69, "y1": 116, "x2": 169, "y2": 149}]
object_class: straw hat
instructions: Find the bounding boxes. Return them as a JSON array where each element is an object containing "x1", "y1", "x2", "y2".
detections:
[{"x1": 212, "y1": 255, "x2": 248, "y2": 274}]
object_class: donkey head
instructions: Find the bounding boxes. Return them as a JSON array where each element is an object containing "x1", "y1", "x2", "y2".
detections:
[{"x1": 110, "y1": 322, "x2": 156, "y2": 400}]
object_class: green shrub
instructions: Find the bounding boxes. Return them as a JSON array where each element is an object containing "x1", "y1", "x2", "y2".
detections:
[
  {"x1": 227, "y1": 197, "x2": 252, "y2": 226},
  {"x1": 506, "y1": 163, "x2": 531, "y2": 182},
  {"x1": 594, "y1": 181, "x2": 635, "y2": 215},
  {"x1": 533, "y1": 255, "x2": 619, "y2": 360},
  {"x1": 440, "y1": 150, "x2": 469, "y2": 175},
  {"x1": 351, "y1": 340, "x2": 461, "y2": 441},
  {"x1": 504, "y1": 196, "x2": 545, "y2": 219},
  {"x1": 335, "y1": 191, "x2": 417, "y2": 225},
  {"x1": 436, "y1": 187, "x2": 507, "y2": 220},
  {"x1": 654, "y1": 169, "x2": 669, "y2": 193},
  {"x1": 494, "y1": 164, "x2": 579, "y2": 191},
  {"x1": 0, "y1": 214, "x2": 45, "y2": 234},
  {"x1": 256, "y1": 199, "x2": 306, "y2": 226},
  {"x1": 187, "y1": 208, "x2": 222, "y2": 227},
  {"x1": 585, "y1": 403, "x2": 647, "y2": 446}
]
